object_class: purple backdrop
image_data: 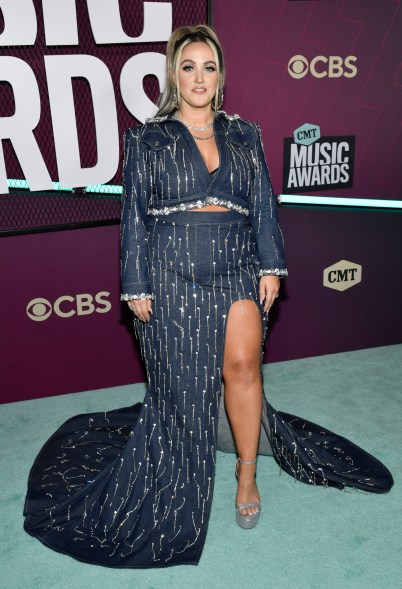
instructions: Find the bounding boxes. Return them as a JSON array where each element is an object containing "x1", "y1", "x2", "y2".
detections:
[
  {"x1": 266, "y1": 207, "x2": 402, "y2": 363},
  {"x1": 1, "y1": 208, "x2": 401, "y2": 404},
  {"x1": 1, "y1": 226, "x2": 144, "y2": 404},
  {"x1": 214, "y1": 0, "x2": 402, "y2": 200}
]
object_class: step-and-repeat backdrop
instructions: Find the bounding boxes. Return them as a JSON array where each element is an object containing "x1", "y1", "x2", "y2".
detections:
[
  {"x1": 214, "y1": 0, "x2": 401, "y2": 201},
  {"x1": 1, "y1": 0, "x2": 401, "y2": 402}
]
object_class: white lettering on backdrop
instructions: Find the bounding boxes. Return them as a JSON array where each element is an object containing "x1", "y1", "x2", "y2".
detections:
[
  {"x1": 0, "y1": 57, "x2": 53, "y2": 193},
  {"x1": 0, "y1": 1, "x2": 172, "y2": 193}
]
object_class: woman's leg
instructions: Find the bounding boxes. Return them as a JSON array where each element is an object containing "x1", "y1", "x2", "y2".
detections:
[{"x1": 223, "y1": 299, "x2": 263, "y2": 516}]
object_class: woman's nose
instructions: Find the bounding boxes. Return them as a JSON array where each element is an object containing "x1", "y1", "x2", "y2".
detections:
[{"x1": 194, "y1": 67, "x2": 204, "y2": 83}]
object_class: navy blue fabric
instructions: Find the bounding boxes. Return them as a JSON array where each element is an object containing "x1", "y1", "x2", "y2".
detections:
[
  {"x1": 120, "y1": 111, "x2": 287, "y2": 298},
  {"x1": 263, "y1": 401, "x2": 393, "y2": 493},
  {"x1": 24, "y1": 211, "x2": 393, "y2": 569},
  {"x1": 24, "y1": 212, "x2": 265, "y2": 568}
]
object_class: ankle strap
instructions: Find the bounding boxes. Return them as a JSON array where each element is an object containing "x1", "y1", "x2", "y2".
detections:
[{"x1": 238, "y1": 457, "x2": 257, "y2": 465}]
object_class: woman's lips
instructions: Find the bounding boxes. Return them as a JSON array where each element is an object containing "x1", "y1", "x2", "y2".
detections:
[{"x1": 193, "y1": 87, "x2": 207, "y2": 93}]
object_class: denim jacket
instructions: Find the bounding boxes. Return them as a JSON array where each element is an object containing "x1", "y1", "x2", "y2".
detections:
[{"x1": 121, "y1": 111, "x2": 287, "y2": 299}]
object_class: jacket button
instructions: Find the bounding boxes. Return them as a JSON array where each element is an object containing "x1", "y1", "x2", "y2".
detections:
[{"x1": 154, "y1": 141, "x2": 160, "y2": 146}]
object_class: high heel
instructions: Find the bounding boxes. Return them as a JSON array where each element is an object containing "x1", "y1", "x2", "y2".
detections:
[{"x1": 235, "y1": 457, "x2": 261, "y2": 529}]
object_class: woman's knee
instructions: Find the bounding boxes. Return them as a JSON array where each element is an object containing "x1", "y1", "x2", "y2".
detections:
[{"x1": 223, "y1": 353, "x2": 260, "y2": 385}]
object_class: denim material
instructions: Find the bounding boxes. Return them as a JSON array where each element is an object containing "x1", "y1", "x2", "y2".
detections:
[
  {"x1": 129, "y1": 212, "x2": 267, "y2": 565},
  {"x1": 144, "y1": 211, "x2": 254, "y2": 286},
  {"x1": 120, "y1": 111, "x2": 287, "y2": 298},
  {"x1": 24, "y1": 211, "x2": 393, "y2": 568},
  {"x1": 23, "y1": 212, "x2": 267, "y2": 568}
]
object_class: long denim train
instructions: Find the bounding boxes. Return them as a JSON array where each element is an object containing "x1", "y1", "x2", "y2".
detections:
[{"x1": 23, "y1": 211, "x2": 393, "y2": 570}]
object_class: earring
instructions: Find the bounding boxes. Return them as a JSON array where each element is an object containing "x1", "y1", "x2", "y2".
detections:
[
  {"x1": 173, "y1": 89, "x2": 180, "y2": 108},
  {"x1": 218, "y1": 91, "x2": 224, "y2": 109},
  {"x1": 214, "y1": 91, "x2": 224, "y2": 112}
]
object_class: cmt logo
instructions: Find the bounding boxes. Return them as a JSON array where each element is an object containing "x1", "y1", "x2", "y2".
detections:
[
  {"x1": 294, "y1": 123, "x2": 321, "y2": 146},
  {"x1": 26, "y1": 292, "x2": 112, "y2": 321},
  {"x1": 288, "y1": 55, "x2": 357, "y2": 79},
  {"x1": 323, "y1": 261, "x2": 362, "y2": 292}
]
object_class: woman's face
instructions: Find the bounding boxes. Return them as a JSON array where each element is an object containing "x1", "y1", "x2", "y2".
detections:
[{"x1": 177, "y1": 41, "x2": 218, "y2": 111}]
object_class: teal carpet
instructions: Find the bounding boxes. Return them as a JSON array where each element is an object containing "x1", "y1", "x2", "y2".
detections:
[{"x1": 1, "y1": 345, "x2": 401, "y2": 589}]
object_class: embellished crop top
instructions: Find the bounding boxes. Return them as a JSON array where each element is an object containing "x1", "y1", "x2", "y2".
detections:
[{"x1": 120, "y1": 111, "x2": 287, "y2": 300}]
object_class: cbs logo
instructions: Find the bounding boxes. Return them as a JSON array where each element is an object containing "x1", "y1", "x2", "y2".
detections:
[
  {"x1": 26, "y1": 292, "x2": 112, "y2": 322},
  {"x1": 288, "y1": 55, "x2": 357, "y2": 79}
]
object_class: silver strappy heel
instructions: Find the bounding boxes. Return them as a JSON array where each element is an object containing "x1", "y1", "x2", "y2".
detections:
[{"x1": 235, "y1": 457, "x2": 261, "y2": 529}]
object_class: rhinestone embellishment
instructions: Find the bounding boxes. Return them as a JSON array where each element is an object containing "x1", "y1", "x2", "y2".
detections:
[
  {"x1": 147, "y1": 198, "x2": 249, "y2": 217},
  {"x1": 120, "y1": 293, "x2": 155, "y2": 301},
  {"x1": 258, "y1": 269, "x2": 288, "y2": 277}
]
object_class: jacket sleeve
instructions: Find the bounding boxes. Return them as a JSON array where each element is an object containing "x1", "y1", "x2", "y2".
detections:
[
  {"x1": 120, "y1": 127, "x2": 154, "y2": 300},
  {"x1": 249, "y1": 123, "x2": 288, "y2": 277}
]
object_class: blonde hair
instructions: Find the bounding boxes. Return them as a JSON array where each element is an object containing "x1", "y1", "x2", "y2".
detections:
[{"x1": 157, "y1": 24, "x2": 225, "y2": 116}]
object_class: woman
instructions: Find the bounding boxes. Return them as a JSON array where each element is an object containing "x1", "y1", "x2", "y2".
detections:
[
  {"x1": 121, "y1": 24, "x2": 286, "y2": 531},
  {"x1": 24, "y1": 25, "x2": 392, "y2": 569}
]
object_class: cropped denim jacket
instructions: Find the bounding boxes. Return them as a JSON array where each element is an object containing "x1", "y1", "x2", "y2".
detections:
[{"x1": 120, "y1": 111, "x2": 287, "y2": 299}]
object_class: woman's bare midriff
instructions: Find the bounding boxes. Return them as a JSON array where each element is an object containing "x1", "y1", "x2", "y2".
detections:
[{"x1": 189, "y1": 205, "x2": 230, "y2": 212}]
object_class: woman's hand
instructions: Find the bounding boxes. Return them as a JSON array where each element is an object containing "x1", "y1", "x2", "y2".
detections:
[
  {"x1": 259, "y1": 276, "x2": 280, "y2": 313},
  {"x1": 127, "y1": 300, "x2": 153, "y2": 322}
]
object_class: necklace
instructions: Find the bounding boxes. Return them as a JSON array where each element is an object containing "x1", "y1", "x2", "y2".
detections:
[
  {"x1": 191, "y1": 133, "x2": 214, "y2": 140},
  {"x1": 186, "y1": 121, "x2": 214, "y2": 131},
  {"x1": 174, "y1": 111, "x2": 214, "y2": 131}
]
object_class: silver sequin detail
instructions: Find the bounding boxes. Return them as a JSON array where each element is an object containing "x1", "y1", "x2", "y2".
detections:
[
  {"x1": 258, "y1": 269, "x2": 288, "y2": 277},
  {"x1": 147, "y1": 197, "x2": 249, "y2": 217},
  {"x1": 216, "y1": 110, "x2": 240, "y2": 121},
  {"x1": 145, "y1": 114, "x2": 170, "y2": 123},
  {"x1": 121, "y1": 293, "x2": 155, "y2": 301}
]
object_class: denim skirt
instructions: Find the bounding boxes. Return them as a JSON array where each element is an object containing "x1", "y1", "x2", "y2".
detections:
[
  {"x1": 129, "y1": 210, "x2": 268, "y2": 564},
  {"x1": 23, "y1": 210, "x2": 267, "y2": 569},
  {"x1": 24, "y1": 211, "x2": 393, "y2": 569}
]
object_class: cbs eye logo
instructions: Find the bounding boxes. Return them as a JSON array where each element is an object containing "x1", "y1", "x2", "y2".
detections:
[
  {"x1": 26, "y1": 292, "x2": 112, "y2": 322},
  {"x1": 288, "y1": 55, "x2": 357, "y2": 79},
  {"x1": 27, "y1": 298, "x2": 53, "y2": 321}
]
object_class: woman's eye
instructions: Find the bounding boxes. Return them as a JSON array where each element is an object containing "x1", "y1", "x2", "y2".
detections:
[
  {"x1": 182, "y1": 65, "x2": 194, "y2": 72},
  {"x1": 205, "y1": 66, "x2": 216, "y2": 72}
]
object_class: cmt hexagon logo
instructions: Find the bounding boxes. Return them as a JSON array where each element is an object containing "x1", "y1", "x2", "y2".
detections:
[
  {"x1": 294, "y1": 123, "x2": 320, "y2": 146},
  {"x1": 323, "y1": 260, "x2": 362, "y2": 292}
]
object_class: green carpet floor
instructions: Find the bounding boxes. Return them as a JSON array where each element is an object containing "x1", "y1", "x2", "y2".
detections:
[{"x1": 1, "y1": 345, "x2": 401, "y2": 589}]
